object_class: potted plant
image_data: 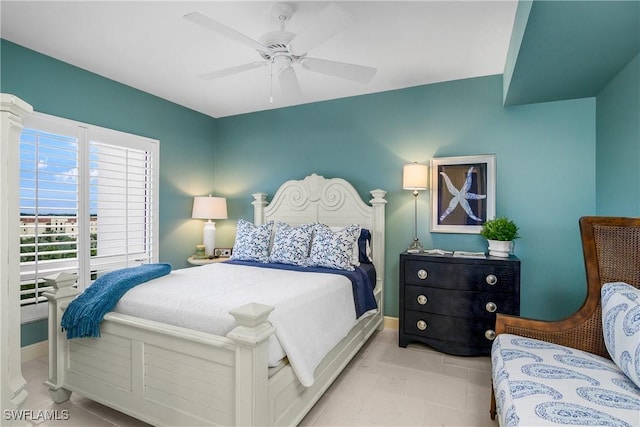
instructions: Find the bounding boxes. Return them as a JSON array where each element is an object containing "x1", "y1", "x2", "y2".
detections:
[{"x1": 480, "y1": 217, "x2": 520, "y2": 258}]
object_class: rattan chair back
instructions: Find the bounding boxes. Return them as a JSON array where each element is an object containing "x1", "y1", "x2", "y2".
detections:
[{"x1": 577, "y1": 216, "x2": 640, "y2": 357}]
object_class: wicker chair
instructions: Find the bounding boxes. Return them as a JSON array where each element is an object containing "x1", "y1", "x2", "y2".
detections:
[{"x1": 489, "y1": 216, "x2": 640, "y2": 420}]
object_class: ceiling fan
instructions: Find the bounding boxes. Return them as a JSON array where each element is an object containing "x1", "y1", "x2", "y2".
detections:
[{"x1": 184, "y1": 2, "x2": 377, "y2": 102}]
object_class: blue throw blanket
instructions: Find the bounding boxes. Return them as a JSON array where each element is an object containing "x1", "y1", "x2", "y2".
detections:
[{"x1": 61, "y1": 263, "x2": 172, "y2": 339}]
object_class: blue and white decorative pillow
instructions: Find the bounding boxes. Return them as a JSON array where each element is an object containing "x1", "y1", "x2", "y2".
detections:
[
  {"x1": 230, "y1": 219, "x2": 273, "y2": 263},
  {"x1": 601, "y1": 282, "x2": 640, "y2": 388},
  {"x1": 330, "y1": 226, "x2": 362, "y2": 266},
  {"x1": 308, "y1": 224, "x2": 360, "y2": 271},
  {"x1": 269, "y1": 222, "x2": 315, "y2": 266}
]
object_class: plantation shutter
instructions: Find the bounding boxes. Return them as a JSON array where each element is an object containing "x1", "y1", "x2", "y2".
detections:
[
  {"x1": 19, "y1": 117, "x2": 81, "y2": 315},
  {"x1": 19, "y1": 112, "x2": 159, "y2": 321},
  {"x1": 88, "y1": 129, "x2": 158, "y2": 278}
]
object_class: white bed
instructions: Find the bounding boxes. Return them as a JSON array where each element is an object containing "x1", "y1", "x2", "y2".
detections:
[
  {"x1": 45, "y1": 173, "x2": 387, "y2": 426},
  {"x1": 114, "y1": 261, "x2": 371, "y2": 386}
]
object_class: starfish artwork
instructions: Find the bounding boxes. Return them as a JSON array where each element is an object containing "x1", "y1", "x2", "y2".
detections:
[{"x1": 439, "y1": 166, "x2": 486, "y2": 222}]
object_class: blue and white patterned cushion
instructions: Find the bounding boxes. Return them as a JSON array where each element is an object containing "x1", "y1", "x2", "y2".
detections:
[
  {"x1": 492, "y1": 334, "x2": 640, "y2": 427},
  {"x1": 230, "y1": 219, "x2": 273, "y2": 263},
  {"x1": 602, "y1": 282, "x2": 640, "y2": 389},
  {"x1": 308, "y1": 224, "x2": 360, "y2": 271},
  {"x1": 330, "y1": 225, "x2": 362, "y2": 266},
  {"x1": 269, "y1": 222, "x2": 315, "y2": 266}
]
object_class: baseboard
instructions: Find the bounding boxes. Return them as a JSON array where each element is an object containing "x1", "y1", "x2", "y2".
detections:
[
  {"x1": 21, "y1": 340, "x2": 48, "y2": 362},
  {"x1": 383, "y1": 316, "x2": 398, "y2": 330}
]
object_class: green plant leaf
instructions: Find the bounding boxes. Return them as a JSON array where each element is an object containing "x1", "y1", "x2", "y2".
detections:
[{"x1": 480, "y1": 217, "x2": 520, "y2": 241}]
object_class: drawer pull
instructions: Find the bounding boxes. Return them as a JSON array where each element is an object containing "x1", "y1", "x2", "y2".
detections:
[
  {"x1": 486, "y1": 274, "x2": 498, "y2": 286},
  {"x1": 485, "y1": 302, "x2": 497, "y2": 313},
  {"x1": 417, "y1": 269, "x2": 428, "y2": 280},
  {"x1": 417, "y1": 320, "x2": 427, "y2": 331},
  {"x1": 417, "y1": 294, "x2": 428, "y2": 305},
  {"x1": 485, "y1": 329, "x2": 496, "y2": 340}
]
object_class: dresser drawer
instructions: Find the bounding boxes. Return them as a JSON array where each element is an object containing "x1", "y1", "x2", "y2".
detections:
[
  {"x1": 403, "y1": 259, "x2": 515, "y2": 292},
  {"x1": 404, "y1": 285, "x2": 516, "y2": 318},
  {"x1": 403, "y1": 310, "x2": 496, "y2": 348}
]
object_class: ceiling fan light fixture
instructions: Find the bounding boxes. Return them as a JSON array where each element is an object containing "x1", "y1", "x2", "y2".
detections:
[{"x1": 272, "y1": 53, "x2": 292, "y2": 67}]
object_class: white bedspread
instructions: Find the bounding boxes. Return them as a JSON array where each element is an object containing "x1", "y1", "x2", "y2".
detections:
[{"x1": 114, "y1": 262, "x2": 358, "y2": 387}]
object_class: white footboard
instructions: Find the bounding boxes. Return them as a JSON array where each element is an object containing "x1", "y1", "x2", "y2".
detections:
[{"x1": 45, "y1": 276, "x2": 276, "y2": 426}]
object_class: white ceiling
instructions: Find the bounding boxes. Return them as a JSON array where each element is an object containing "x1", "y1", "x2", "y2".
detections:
[{"x1": 1, "y1": 1, "x2": 518, "y2": 118}]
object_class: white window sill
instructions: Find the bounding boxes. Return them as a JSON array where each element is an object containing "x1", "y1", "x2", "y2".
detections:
[{"x1": 21, "y1": 303, "x2": 48, "y2": 324}]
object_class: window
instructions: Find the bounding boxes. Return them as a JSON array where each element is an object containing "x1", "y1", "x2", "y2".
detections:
[{"x1": 19, "y1": 113, "x2": 159, "y2": 322}]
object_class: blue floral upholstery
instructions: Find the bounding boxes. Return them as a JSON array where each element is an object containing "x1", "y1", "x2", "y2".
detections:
[
  {"x1": 269, "y1": 222, "x2": 315, "y2": 266},
  {"x1": 492, "y1": 334, "x2": 640, "y2": 426},
  {"x1": 602, "y1": 282, "x2": 640, "y2": 389},
  {"x1": 230, "y1": 219, "x2": 273, "y2": 263},
  {"x1": 308, "y1": 224, "x2": 360, "y2": 271}
]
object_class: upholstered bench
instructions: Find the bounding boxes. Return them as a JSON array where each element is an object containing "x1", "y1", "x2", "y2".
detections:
[
  {"x1": 489, "y1": 217, "x2": 640, "y2": 426},
  {"x1": 492, "y1": 331, "x2": 639, "y2": 425}
]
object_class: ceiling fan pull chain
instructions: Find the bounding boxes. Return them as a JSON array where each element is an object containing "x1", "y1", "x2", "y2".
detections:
[{"x1": 269, "y1": 60, "x2": 274, "y2": 104}]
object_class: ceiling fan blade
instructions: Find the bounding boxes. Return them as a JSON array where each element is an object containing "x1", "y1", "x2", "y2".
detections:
[
  {"x1": 289, "y1": 3, "x2": 354, "y2": 56},
  {"x1": 198, "y1": 62, "x2": 266, "y2": 80},
  {"x1": 184, "y1": 11, "x2": 271, "y2": 55},
  {"x1": 301, "y1": 58, "x2": 377, "y2": 84},
  {"x1": 279, "y1": 67, "x2": 303, "y2": 101}
]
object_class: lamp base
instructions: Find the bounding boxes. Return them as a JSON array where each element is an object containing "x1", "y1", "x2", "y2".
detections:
[
  {"x1": 407, "y1": 239, "x2": 424, "y2": 254},
  {"x1": 202, "y1": 221, "x2": 217, "y2": 257}
]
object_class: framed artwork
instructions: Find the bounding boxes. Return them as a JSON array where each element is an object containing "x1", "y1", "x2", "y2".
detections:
[{"x1": 430, "y1": 154, "x2": 496, "y2": 234}]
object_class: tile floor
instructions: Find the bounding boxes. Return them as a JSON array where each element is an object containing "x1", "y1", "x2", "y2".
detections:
[{"x1": 20, "y1": 328, "x2": 499, "y2": 426}]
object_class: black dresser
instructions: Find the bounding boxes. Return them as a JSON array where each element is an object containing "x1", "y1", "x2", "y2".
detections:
[{"x1": 399, "y1": 252, "x2": 520, "y2": 356}]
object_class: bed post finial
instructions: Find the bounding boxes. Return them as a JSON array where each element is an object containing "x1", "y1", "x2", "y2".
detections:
[{"x1": 252, "y1": 193, "x2": 268, "y2": 225}]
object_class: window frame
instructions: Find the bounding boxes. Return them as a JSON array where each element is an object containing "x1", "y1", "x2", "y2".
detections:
[{"x1": 20, "y1": 112, "x2": 159, "y2": 323}]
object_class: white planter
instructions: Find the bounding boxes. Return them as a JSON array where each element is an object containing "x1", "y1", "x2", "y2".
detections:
[{"x1": 487, "y1": 240, "x2": 513, "y2": 258}]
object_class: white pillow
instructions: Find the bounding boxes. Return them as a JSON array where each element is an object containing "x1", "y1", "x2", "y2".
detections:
[
  {"x1": 269, "y1": 222, "x2": 315, "y2": 266},
  {"x1": 601, "y1": 282, "x2": 640, "y2": 388},
  {"x1": 330, "y1": 225, "x2": 362, "y2": 266},
  {"x1": 308, "y1": 224, "x2": 360, "y2": 271},
  {"x1": 230, "y1": 219, "x2": 273, "y2": 263}
]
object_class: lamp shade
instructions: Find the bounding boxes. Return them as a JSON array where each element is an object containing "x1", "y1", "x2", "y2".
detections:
[
  {"x1": 192, "y1": 196, "x2": 228, "y2": 220},
  {"x1": 403, "y1": 163, "x2": 429, "y2": 190}
]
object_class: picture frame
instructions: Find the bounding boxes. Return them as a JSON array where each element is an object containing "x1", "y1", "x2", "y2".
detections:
[{"x1": 430, "y1": 154, "x2": 496, "y2": 234}]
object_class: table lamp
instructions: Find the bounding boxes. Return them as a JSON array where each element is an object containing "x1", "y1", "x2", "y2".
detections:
[{"x1": 403, "y1": 162, "x2": 429, "y2": 253}]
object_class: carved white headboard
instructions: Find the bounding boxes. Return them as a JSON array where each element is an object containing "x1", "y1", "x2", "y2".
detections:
[{"x1": 252, "y1": 173, "x2": 387, "y2": 296}]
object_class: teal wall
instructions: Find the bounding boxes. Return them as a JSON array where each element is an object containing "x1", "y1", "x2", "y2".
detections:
[
  {"x1": 20, "y1": 319, "x2": 47, "y2": 347},
  {"x1": 595, "y1": 53, "x2": 640, "y2": 216},
  {"x1": 1, "y1": 40, "x2": 218, "y2": 346},
  {"x1": 214, "y1": 75, "x2": 596, "y2": 321}
]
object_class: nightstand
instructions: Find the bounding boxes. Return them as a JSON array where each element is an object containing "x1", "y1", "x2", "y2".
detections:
[
  {"x1": 187, "y1": 256, "x2": 229, "y2": 265},
  {"x1": 399, "y1": 252, "x2": 520, "y2": 356}
]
